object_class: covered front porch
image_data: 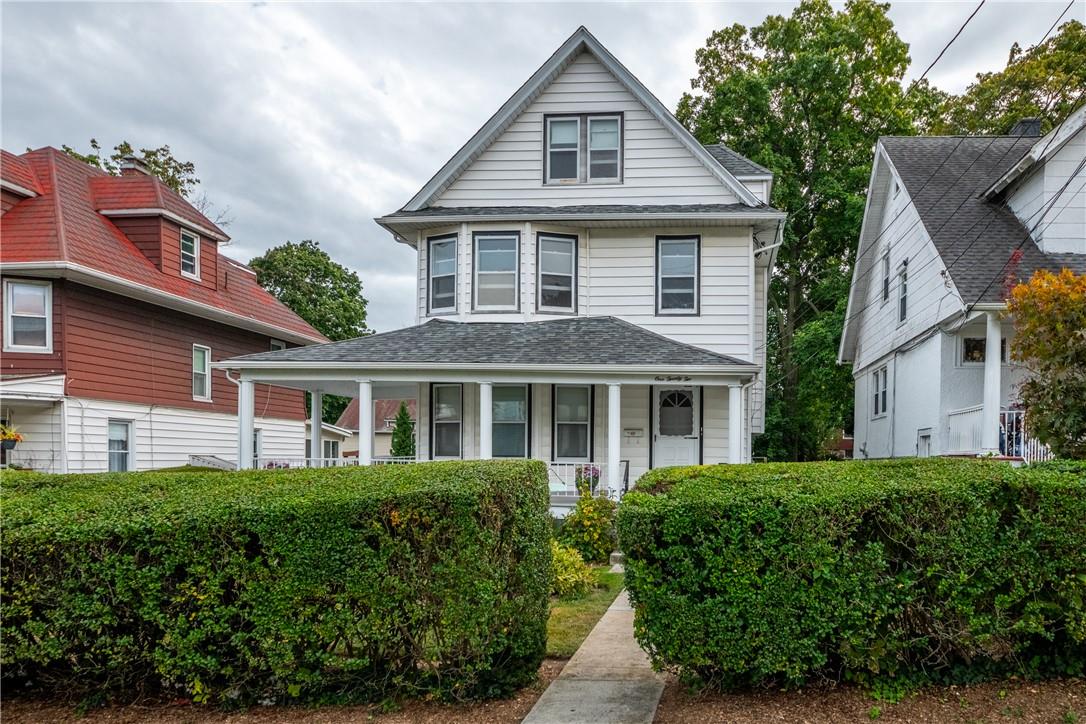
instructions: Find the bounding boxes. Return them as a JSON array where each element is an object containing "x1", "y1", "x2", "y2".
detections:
[{"x1": 217, "y1": 317, "x2": 759, "y2": 505}]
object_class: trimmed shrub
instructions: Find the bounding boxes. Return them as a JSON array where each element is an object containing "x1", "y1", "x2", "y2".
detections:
[
  {"x1": 2, "y1": 460, "x2": 550, "y2": 704},
  {"x1": 560, "y1": 491, "x2": 617, "y2": 563},
  {"x1": 550, "y1": 540, "x2": 594, "y2": 598},
  {"x1": 617, "y1": 458, "x2": 1086, "y2": 688}
]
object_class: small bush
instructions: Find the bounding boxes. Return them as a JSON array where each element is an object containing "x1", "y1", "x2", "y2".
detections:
[
  {"x1": 550, "y1": 540, "x2": 594, "y2": 598},
  {"x1": 617, "y1": 458, "x2": 1086, "y2": 689},
  {"x1": 560, "y1": 491, "x2": 617, "y2": 563},
  {"x1": 2, "y1": 460, "x2": 550, "y2": 705}
]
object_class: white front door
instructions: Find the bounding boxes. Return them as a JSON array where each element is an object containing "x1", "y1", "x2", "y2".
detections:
[{"x1": 653, "y1": 386, "x2": 699, "y2": 467}]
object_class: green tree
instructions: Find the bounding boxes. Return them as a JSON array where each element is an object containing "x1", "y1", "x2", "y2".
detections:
[
  {"x1": 933, "y1": 20, "x2": 1086, "y2": 135},
  {"x1": 61, "y1": 139, "x2": 199, "y2": 197},
  {"x1": 678, "y1": 0, "x2": 914, "y2": 460},
  {"x1": 250, "y1": 240, "x2": 370, "y2": 423},
  {"x1": 1007, "y1": 269, "x2": 1086, "y2": 459},
  {"x1": 389, "y1": 401, "x2": 416, "y2": 458}
]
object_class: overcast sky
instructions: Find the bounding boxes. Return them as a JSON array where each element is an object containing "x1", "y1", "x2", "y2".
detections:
[{"x1": 3, "y1": 1, "x2": 1081, "y2": 331}]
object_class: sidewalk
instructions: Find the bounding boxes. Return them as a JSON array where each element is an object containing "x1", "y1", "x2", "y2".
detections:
[{"x1": 522, "y1": 590, "x2": 664, "y2": 724}]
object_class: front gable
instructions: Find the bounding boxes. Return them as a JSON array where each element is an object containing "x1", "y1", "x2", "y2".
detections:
[{"x1": 406, "y1": 27, "x2": 760, "y2": 211}]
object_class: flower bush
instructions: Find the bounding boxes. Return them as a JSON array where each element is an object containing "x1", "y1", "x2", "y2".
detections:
[
  {"x1": 550, "y1": 540, "x2": 594, "y2": 598},
  {"x1": 560, "y1": 489, "x2": 617, "y2": 564}
]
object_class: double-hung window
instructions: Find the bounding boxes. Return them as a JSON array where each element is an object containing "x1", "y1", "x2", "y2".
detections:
[
  {"x1": 881, "y1": 253, "x2": 890, "y2": 304},
  {"x1": 3, "y1": 280, "x2": 52, "y2": 353},
  {"x1": 473, "y1": 233, "x2": 519, "y2": 311},
  {"x1": 546, "y1": 117, "x2": 580, "y2": 183},
  {"x1": 493, "y1": 384, "x2": 529, "y2": 458},
  {"x1": 545, "y1": 114, "x2": 623, "y2": 184},
  {"x1": 897, "y1": 261, "x2": 908, "y2": 323},
  {"x1": 554, "y1": 385, "x2": 591, "y2": 461},
  {"x1": 432, "y1": 383, "x2": 462, "y2": 459},
  {"x1": 108, "y1": 419, "x2": 132, "y2": 472},
  {"x1": 588, "y1": 116, "x2": 620, "y2": 181},
  {"x1": 872, "y1": 367, "x2": 888, "y2": 418},
  {"x1": 192, "y1": 344, "x2": 211, "y2": 401},
  {"x1": 656, "y1": 236, "x2": 699, "y2": 314},
  {"x1": 428, "y1": 234, "x2": 457, "y2": 312},
  {"x1": 180, "y1": 229, "x2": 200, "y2": 279},
  {"x1": 537, "y1": 233, "x2": 576, "y2": 312}
]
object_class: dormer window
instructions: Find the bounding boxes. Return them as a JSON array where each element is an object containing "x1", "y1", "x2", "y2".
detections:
[
  {"x1": 180, "y1": 229, "x2": 200, "y2": 279},
  {"x1": 545, "y1": 114, "x2": 623, "y2": 184}
]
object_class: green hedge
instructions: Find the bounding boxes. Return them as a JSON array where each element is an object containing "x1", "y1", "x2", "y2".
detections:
[
  {"x1": 617, "y1": 458, "x2": 1086, "y2": 688},
  {"x1": 2, "y1": 460, "x2": 551, "y2": 704}
]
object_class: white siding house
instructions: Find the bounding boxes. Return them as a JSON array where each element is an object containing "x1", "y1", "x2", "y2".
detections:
[
  {"x1": 840, "y1": 107, "x2": 1086, "y2": 461},
  {"x1": 220, "y1": 27, "x2": 783, "y2": 501}
]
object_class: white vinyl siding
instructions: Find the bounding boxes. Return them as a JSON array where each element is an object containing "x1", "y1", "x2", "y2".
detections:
[
  {"x1": 180, "y1": 229, "x2": 200, "y2": 279},
  {"x1": 3, "y1": 279, "x2": 52, "y2": 353},
  {"x1": 435, "y1": 52, "x2": 740, "y2": 206}
]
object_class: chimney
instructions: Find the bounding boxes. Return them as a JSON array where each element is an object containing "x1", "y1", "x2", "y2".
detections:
[
  {"x1": 1008, "y1": 118, "x2": 1042, "y2": 137},
  {"x1": 119, "y1": 155, "x2": 152, "y2": 177}
]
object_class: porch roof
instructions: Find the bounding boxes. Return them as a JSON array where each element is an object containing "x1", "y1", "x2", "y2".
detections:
[{"x1": 221, "y1": 317, "x2": 754, "y2": 370}]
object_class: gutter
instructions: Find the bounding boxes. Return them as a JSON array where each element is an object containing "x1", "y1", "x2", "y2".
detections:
[
  {"x1": 1, "y1": 261, "x2": 325, "y2": 346},
  {"x1": 213, "y1": 360, "x2": 762, "y2": 375},
  {"x1": 377, "y1": 210, "x2": 787, "y2": 226}
]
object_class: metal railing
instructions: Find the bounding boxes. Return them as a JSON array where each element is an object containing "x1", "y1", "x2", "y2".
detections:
[{"x1": 546, "y1": 461, "x2": 625, "y2": 499}]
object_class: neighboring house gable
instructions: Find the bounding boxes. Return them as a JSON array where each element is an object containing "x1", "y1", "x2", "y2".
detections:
[{"x1": 409, "y1": 27, "x2": 761, "y2": 211}]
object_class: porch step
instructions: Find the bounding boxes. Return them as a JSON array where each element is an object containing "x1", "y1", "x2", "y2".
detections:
[{"x1": 609, "y1": 551, "x2": 625, "y2": 567}]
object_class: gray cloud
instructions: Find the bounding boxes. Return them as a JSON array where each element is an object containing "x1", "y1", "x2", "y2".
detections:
[{"x1": 3, "y1": 1, "x2": 1078, "y2": 331}]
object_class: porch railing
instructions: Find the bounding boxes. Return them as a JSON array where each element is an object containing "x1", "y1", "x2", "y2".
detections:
[
  {"x1": 945, "y1": 407, "x2": 1053, "y2": 462},
  {"x1": 254, "y1": 457, "x2": 362, "y2": 469}
]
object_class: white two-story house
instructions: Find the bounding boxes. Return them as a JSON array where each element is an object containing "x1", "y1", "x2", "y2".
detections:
[
  {"x1": 220, "y1": 27, "x2": 784, "y2": 494},
  {"x1": 839, "y1": 105, "x2": 1086, "y2": 461}
]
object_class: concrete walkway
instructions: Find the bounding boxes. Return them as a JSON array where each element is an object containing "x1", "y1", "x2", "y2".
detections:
[{"x1": 522, "y1": 590, "x2": 664, "y2": 724}]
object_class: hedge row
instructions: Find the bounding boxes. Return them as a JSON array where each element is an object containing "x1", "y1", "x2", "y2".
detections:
[
  {"x1": 617, "y1": 458, "x2": 1086, "y2": 688},
  {"x1": 2, "y1": 460, "x2": 551, "y2": 704}
]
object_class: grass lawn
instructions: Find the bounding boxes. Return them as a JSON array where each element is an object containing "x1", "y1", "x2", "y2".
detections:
[{"x1": 546, "y1": 565, "x2": 624, "y2": 658}]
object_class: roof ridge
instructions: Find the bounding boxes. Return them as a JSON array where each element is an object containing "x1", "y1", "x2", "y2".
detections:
[{"x1": 45, "y1": 151, "x2": 69, "y2": 262}]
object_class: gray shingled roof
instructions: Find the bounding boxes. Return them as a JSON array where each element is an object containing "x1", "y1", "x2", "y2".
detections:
[
  {"x1": 383, "y1": 203, "x2": 780, "y2": 219},
  {"x1": 881, "y1": 136, "x2": 1086, "y2": 304},
  {"x1": 227, "y1": 317, "x2": 754, "y2": 367},
  {"x1": 703, "y1": 144, "x2": 774, "y2": 177}
]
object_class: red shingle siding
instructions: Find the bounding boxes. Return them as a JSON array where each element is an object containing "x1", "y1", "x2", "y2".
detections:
[
  {"x1": 111, "y1": 216, "x2": 165, "y2": 270},
  {"x1": 0, "y1": 276, "x2": 66, "y2": 376},
  {"x1": 61, "y1": 282, "x2": 305, "y2": 418}
]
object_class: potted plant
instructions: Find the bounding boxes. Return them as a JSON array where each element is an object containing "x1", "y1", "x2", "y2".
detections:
[{"x1": 0, "y1": 424, "x2": 24, "y2": 450}]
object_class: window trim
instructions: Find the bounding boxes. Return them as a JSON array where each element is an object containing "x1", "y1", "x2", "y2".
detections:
[
  {"x1": 269, "y1": 339, "x2": 286, "y2": 351},
  {"x1": 180, "y1": 228, "x2": 201, "y2": 281},
  {"x1": 3, "y1": 279, "x2": 53, "y2": 354},
  {"x1": 107, "y1": 418, "x2": 134, "y2": 472},
  {"x1": 545, "y1": 116, "x2": 581, "y2": 184},
  {"x1": 492, "y1": 383, "x2": 531, "y2": 459},
  {"x1": 252, "y1": 428, "x2": 262, "y2": 464},
  {"x1": 472, "y1": 231, "x2": 521, "y2": 312},
  {"x1": 959, "y1": 336, "x2": 1009, "y2": 366},
  {"x1": 323, "y1": 438, "x2": 340, "y2": 459},
  {"x1": 552, "y1": 384, "x2": 593, "y2": 462},
  {"x1": 587, "y1": 115, "x2": 622, "y2": 183},
  {"x1": 192, "y1": 344, "x2": 212, "y2": 402},
  {"x1": 655, "y1": 235, "x2": 701, "y2": 316},
  {"x1": 536, "y1": 232, "x2": 578, "y2": 314},
  {"x1": 897, "y1": 260, "x2": 908, "y2": 324},
  {"x1": 543, "y1": 112, "x2": 625, "y2": 185},
  {"x1": 427, "y1": 233, "x2": 459, "y2": 314},
  {"x1": 871, "y1": 366, "x2": 889, "y2": 419},
  {"x1": 429, "y1": 383, "x2": 464, "y2": 460},
  {"x1": 881, "y1": 252, "x2": 890, "y2": 305}
]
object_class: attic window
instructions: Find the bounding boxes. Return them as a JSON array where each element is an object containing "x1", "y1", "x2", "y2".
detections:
[
  {"x1": 180, "y1": 229, "x2": 200, "y2": 280},
  {"x1": 545, "y1": 114, "x2": 623, "y2": 184}
]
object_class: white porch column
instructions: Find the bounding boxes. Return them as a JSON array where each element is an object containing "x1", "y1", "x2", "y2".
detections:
[
  {"x1": 607, "y1": 383, "x2": 621, "y2": 494},
  {"x1": 237, "y1": 378, "x2": 254, "y2": 469},
  {"x1": 479, "y1": 382, "x2": 493, "y2": 459},
  {"x1": 358, "y1": 380, "x2": 373, "y2": 465},
  {"x1": 728, "y1": 384, "x2": 743, "y2": 464},
  {"x1": 981, "y1": 311, "x2": 1002, "y2": 454},
  {"x1": 309, "y1": 390, "x2": 322, "y2": 465}
]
